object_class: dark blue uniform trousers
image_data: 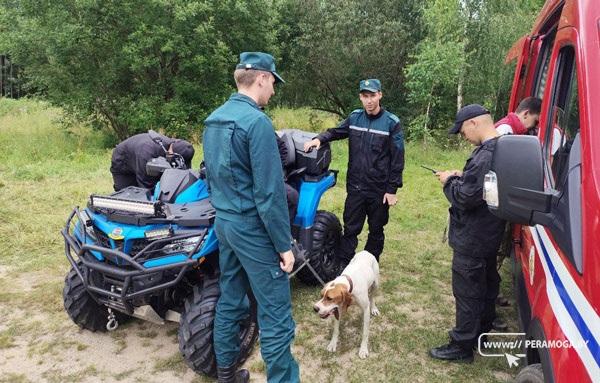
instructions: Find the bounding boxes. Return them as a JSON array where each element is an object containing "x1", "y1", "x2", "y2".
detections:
[
  {"x1": 338, "y1": 190, "x2": 390, "y2": 263},
  {"x1": 213, "y1": 215, "x2": 300, "y2": 383},
  {"x1": 449, "y1": 251, "x2": 500, "y2": 350}
]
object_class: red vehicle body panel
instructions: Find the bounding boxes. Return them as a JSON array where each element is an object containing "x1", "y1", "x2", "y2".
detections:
[{"x1": 507, "y1": 0, "x2": 600, "y2": 381}]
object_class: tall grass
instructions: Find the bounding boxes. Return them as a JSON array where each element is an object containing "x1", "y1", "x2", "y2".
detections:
[
  {"x1": 270, "y1": 107, "x2": 340, "y2": 132},
  {"x1": 0, "y1": 98, "x2": 108, "y2": 181},
  {"x1": 0, "y1": 98, "x2": 111, "y2": 272}
]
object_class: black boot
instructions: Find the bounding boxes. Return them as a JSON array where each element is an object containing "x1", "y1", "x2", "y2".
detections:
[
  {"x1": 429, "y1": 341, "x2": 474, "y2": 363},
  {"x1": 217, "y1": 365, "x2": 250, "y2": 383}
]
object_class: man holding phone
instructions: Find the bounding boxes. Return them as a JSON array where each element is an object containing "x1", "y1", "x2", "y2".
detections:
[{"x1": 430, "y1": 104, "x2": 505, "y2": 363}]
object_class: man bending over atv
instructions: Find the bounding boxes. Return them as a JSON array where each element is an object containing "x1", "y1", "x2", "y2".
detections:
[{"x1": 110, "y1": 130, "x2": 195, "y2": 191}]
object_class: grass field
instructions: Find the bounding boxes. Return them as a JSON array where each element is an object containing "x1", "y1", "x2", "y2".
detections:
[{"x1": 0, "y1": 98, "x2": 518, "y2": 382}]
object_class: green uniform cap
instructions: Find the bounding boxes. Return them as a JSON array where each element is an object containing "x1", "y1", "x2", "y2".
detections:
[{"x1": 236, "y1": 52, "x2": 285, "y2": 83}]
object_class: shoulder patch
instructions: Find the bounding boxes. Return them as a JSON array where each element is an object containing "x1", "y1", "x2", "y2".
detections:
[
  {"x1": 386, "y1": 112, "x2": 400, "y2": 124},
  {"x1": 351, "y1": 108, "x2": 363, "y2": 115}
]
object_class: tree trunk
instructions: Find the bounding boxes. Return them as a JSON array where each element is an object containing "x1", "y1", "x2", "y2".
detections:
[
  {"x1": 96, "y1": 98, "x2": 129, "y2": 140},
  {"x1": 424, "y1": 83, "x2": 434, "y2": 144},
  {"x1": 457, "y1": 74, "x2": 463, "y2": 112}
]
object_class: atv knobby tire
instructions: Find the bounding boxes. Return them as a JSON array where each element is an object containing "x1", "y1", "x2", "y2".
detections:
[
  {"x1": 63, "y1": 264, "x2": 125, "y2": 332},
  {"x1": 179, "y1": 273, "x2": 259, "y2": 378},
  {"x1": 296, "y1": 210, "x2": 342, "y2": 285}
]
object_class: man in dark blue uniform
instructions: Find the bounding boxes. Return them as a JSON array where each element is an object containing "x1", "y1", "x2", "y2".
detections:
[
  {"x1": 110, "y1": 130, "x2": 194, "y2": 191},
  {"x1": 429, "y1": 104, "x2": 506, "y2": 363},
  {"x1": 304, "y1": 79, "x2": 405, "y2": 267},
  {"x1": 276, "y1": 133, "x2": 300, "y2": 224},
  {"x1": 203, "y1": 52, "x2": 299, "y2": 383}
]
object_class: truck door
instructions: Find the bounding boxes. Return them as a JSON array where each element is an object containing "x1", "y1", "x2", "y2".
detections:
[
  {"x1": 539, "y1": 28, "x2": 582, "y2": 275},
  {"x1": 532, "y1": 25, "x2": 599, "y2": 382},
  {"x1": 506, "y1": 35, "x2": 533, "y2": 112},
  {"x1": 509, "y1": 27, "x2": 557, "y2": 331}
]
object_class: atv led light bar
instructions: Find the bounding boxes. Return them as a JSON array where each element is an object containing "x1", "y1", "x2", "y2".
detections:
[{"x1": 90, "y1": 195, "x2": 161, "y2": 216}]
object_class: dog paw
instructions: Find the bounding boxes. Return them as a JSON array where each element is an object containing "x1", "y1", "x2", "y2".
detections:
[
  {"x1": 371, "y1": 307, "x2": 380, "y2": 317},
  {"x1": 358, "y1": 347, "x2": 369, "y2": 359},
  {"x1": 327, "y1": 342, "x2": 337, "y2": 352}
]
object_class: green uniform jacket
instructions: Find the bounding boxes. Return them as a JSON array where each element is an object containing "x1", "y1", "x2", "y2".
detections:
[{"x1": 203, "y1": 93, "x2": 291, "y2": 253}]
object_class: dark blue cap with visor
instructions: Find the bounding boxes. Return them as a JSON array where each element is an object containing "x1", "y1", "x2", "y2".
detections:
[{"x1": 449, "y1": 104, "x2": 490, "y2": 134}]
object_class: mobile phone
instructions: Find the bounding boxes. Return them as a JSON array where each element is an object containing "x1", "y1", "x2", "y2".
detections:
[{"x1": 420, "y1": 165, "x2": 438, "y2": 174}]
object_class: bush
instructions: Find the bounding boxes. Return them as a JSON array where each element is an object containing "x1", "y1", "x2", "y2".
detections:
[{"x1": 0, "y1": 0, "x2": 277, "y2": 141}]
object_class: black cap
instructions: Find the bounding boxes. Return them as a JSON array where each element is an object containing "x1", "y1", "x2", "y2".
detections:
[
  {"x1": 171, "y1": 140, "x2": 195, "y2": 161},
  {"x1": 449, "y1": 104, "x2": 490, "y2": 134}
]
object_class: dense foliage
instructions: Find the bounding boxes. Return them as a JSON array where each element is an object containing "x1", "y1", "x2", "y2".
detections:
[{"x1": 0, "y1": 0, "x2": 545, "y2": 142}]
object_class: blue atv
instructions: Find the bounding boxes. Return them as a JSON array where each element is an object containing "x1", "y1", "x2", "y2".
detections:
[{"x1": 61, "y1": 129, "x2": 341, "y2": 377}]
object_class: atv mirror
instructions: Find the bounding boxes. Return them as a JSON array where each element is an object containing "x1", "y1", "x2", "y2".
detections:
[{"x1": 146, "y1": 157, "x2": 172, "y2": 177}]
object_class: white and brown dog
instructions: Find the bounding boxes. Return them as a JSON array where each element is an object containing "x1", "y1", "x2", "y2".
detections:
[{"x1": 313, "y1": 250, "x2": 380, "y2": 358}]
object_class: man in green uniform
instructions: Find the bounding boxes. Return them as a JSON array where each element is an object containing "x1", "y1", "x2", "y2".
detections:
[{"x1": 203, "y1": 52, "x2": 300, "y2": 383}]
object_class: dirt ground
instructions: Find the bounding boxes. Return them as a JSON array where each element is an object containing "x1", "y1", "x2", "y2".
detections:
[
  {"x1": 0, "y1": 260, "x2": 517, "y2": 383},
  {"x1": 0, "y1": 265, "x2": 242, "y2": 383}
]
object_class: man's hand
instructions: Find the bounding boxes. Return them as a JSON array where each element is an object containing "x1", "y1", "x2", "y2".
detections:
[
  {"x1": 436, "y1": 170, "x2": 462, "y2": 185},
  {"x1": 303, "y1": 138, "x2": 321, "y2": 152},
  {"x1": 383, "y1": 193, "x2": 398, "y2": 206},
  {"x1": 279, "y1": 250, "x2": 295, "y2": 273}
]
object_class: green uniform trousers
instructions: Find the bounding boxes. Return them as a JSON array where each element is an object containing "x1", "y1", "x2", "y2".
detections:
[{"x1": 213, "y1": 215, "x2": 300, "y2": 383}]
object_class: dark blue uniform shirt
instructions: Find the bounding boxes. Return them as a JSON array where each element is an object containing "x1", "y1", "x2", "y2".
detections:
[
  {"x1": 317, "y1": 108, "x2": 405, "y2": 194},
  {"x1": 444, "y1": 138, "x2": 506, "y2": 257}
]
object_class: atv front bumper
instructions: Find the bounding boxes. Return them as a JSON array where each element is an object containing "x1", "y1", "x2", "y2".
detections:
[{"x1": 61, "y1": 208, "x2": 209, "y2": 314}]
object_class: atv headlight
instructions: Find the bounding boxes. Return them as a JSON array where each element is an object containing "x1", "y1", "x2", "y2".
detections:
[
  {"x1": 75, "y1": 209, "x2": 96, "y2": 241},
  {"x1": 484, "y1": 171, "x2": 499, "y2": 208},
  {"x1": 161, "y1": 236, "x2": 202, "y2": 255}
]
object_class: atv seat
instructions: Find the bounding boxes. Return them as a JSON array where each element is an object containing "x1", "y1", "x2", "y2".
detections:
[{"x1": 277, "y1": 129, "x2": 331, "y2": 180}]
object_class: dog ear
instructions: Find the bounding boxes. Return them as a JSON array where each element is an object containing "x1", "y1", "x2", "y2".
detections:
[
  {"x1": 320, "y1": 284, "x2": 330, "y2": 298},
  {"x1": 340, "y1": 288, "x2": 353, "y2": 313}
]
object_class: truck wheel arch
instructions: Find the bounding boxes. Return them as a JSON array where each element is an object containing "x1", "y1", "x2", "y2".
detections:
[{"x1": 525, "y1": 318, "x2": 556, "y2": 383}]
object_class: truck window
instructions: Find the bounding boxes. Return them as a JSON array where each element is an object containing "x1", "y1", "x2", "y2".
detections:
[
  {"x1": 543, "y1": 44, "x2": 583, "y2": 273},
  {"x1": 547, "y1": 46, "x2": 579, "y2": 186},
  {"x1": 533, "y1": 29, "x2": 557, "y2": 99}
]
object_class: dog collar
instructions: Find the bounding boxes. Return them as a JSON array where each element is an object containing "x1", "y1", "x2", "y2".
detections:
[{"x1": 341, "y1": 274, "x2": 353, "y2": 293}]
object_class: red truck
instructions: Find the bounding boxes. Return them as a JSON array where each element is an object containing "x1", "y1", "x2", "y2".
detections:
[{"x1": 484, "y1": 0, "x2": 600, "y2": 382}]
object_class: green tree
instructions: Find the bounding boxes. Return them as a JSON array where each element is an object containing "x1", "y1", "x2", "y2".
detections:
[
  {"x1": 0, "y1": 0, "x2": 277, "y2": 141},
  {"x1": 463, "y1": 0, "x2": 546, "y2": 119},
  {"x1": 404, "y1": 0, "x2": 466, "y2": 140},
  {"x1": 404, "y1": 0, "x2": 544, "y2": 140},
  {"x1": 275, "y1": 0, "x2": 424, "y2": 119}
]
